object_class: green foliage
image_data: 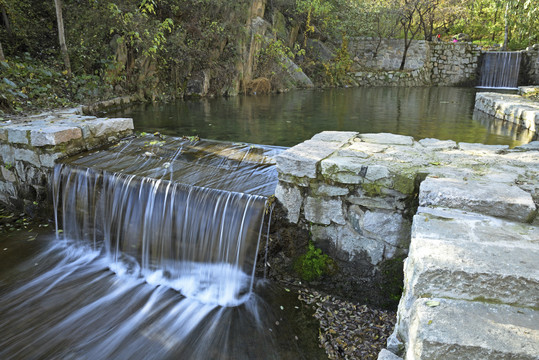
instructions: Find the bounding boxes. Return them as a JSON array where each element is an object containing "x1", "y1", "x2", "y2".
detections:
[
  {"x1": 322, "y1": 35, "x2": 353, "y2": 85},
  {"x1": 0, "y1": 54, "x2": 110, "y2": 113},
  {"x1": 255, "y1": 36, "x2": 305, "y2": 80},
  {"x1": 294, "y1": 241, "x2": 334, "y2": 281}
]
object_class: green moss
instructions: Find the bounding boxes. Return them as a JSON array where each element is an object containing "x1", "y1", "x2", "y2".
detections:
[
  {"x1": 361, "y1": 181, "x2": 383, "y2": 196},
  {"x1": 294, "y1": 241, "x2": 335, "y2": 282}
]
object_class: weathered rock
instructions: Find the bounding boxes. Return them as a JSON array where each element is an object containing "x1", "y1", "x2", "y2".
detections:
[
  {"x1": 419, "y1": 177, "x2": 536, "y2": 223},
  {"x1": 304, "y1": 196, "x2": 345, "y2": 225},
  {"x1": 377, "y1": 349, "x2": 403, "y2": 360},
  {"x1": 418, "y1": 138, "x2": 456, "y2": 150},
  {"x1": 30, "y1": 126, "x2": 82, "y2": 146},
  {"x1": 406, "y1": 298, "x2": 539, "y2": 360},
  {"x1": 311, "y1": 223, "x2": 385, "y2": 264},
  {"x1": 359, "y1": 133, "x2": 415, "y2": 146},
  {"x1": 274, "y1": 183, "x2": 302, "y2": 224},
  {"x1": 406, "y1": 212, "x2": 539, "y2": 309}
]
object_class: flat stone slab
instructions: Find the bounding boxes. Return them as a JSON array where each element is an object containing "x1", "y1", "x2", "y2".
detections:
[
  {"x1": 359, "y1": 133, "x2": 415, "y2": 146},
  {"x1": 407, "y1": 298, "x2": 539, "y2": 360},
  {"x1": 276, "y1": 133, "x2": 356, "y2": 179},
  {"x1": 407, "y1": 210, "x2": 539, "y2": 309},
  {"x1": 419, "y1": 177, "x2": 536, "y2": 223}
]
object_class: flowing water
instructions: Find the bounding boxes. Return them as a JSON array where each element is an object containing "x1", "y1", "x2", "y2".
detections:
[
  {"x1": 107, "y1": 87, "x2": 536, "y2": 147},
  {"x1": 0, "y1": 138, "x2": 325, "y2": 359},
  {"x1": 477, "y1": 51, "x2": 522, "y2": 89}
]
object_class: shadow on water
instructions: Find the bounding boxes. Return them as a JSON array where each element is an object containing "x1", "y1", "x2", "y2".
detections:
[{"x1": 107, "y1": 87, "x2": 536, "y2": 147}]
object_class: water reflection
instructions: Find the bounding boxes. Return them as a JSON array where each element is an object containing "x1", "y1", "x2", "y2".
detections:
[{"x1": 107, "y1": 87, "x2": 535, "y2": 147}]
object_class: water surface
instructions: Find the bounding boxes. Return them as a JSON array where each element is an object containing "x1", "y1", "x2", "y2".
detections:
[{"x1": 108, "y1": 87, "x2": 535, "y2": 147}]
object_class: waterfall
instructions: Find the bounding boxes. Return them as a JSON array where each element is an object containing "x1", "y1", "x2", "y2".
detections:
[
  {"x1": 478, "y1": 51, "x2": 521, "y2": 89},
  {"x1": 53, "y1": 136, "x2": 283, "y2": 306}
]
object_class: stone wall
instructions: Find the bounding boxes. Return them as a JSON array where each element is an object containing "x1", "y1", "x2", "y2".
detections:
[
  {"x1": 348, "y1": 39, "x2": 481, "y2": 87},
  {"x1": 0, "y1": 109, "x2": 133, "y2": 215},
  {"x1": 275, "y1": 131, "x2": 539, "y2": 359},
  {"x1": 521, "y1": 44, "x2": 539, "y2": 84},
  {"x1": 474, "y1": 90, "x2": 539, "y2": 133}
]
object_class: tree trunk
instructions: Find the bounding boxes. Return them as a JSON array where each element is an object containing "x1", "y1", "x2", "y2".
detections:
[
  {"x1": 54, "y1": 0, "x2": 71, "y2": 76},
  {"x1": 1, "y1": 6, "x2": 11, "y2": 38},
  {"x1": 0, "y1": 40, "x2": 5, "y2": 61},
  {"x1": 502, "y1": 2, "x2": 509, "y2": 50}
]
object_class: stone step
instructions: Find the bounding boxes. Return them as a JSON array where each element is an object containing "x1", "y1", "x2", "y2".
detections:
[
  {"x1": 405, "y1": 209, "x2": 539, "y2": 309},
  {"x1": 406, "y1": 298, "x2": 539, "y2": 360},
  {"x1": 419, "y1": 177, "x2": 536, "y2": 223}
]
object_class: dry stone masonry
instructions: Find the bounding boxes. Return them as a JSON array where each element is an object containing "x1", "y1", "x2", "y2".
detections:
[
  {"x1": 348, "y1": 39, "x2": 481, "y2": 87},
  {"x1": 0, "y1": 109, "x2": 133, "y2": 214},
  {"x1": 275, "y1": 131, "x2": 538, "y2": 359},
  {"x1": 475, "y1": 87, "x2": 539, "y2": 133}
]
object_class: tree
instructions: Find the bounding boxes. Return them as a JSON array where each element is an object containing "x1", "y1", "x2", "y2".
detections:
[
  {"x1": 54, "y1": 0, "x2": 71, "y2": 76},
  {"x1": 0, "y1": 40, "x2": 4, "y2": 60},
  {"x1": 398, "y1": 0, "x2": 421, "y2": 70}
]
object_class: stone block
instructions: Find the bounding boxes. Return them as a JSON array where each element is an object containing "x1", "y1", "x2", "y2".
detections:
[
  {"x1": 311, "y1": 183, "x2": 349, "y2": 196},
  {"x1": 419, "y1": 177, "x2": 536, "y2": 223},
  {"x1": 377, "y1": 349, "x2": 402, "y2": 360},
  {"x1": 338, "y1": 141, "x2": 388, "y2": 158},
  {"x1": 275, "y1": 183, "x2": 302, "y2": 224},
  {"x1": 310, "y1": 131, "x2": 357, "y2": 143},
  {"x1": 0, "y1": 127, "x2": 7, "y2": 142},
  {"x1": 359, "y1": 133, "x2": 414, "y2": 146},
  {"x1": 418, "y1": 138, "x2": 456, "y2": 150},
  {"x1": 406, "y1": 298, "x2": 539, "y2": 360},
  {"x1": 13, "y1": 148, "x2": 40, "y2": 167},
  {"x1": 30, "y1": 126, "x2": 82, "y2": 146},
  {"x1": 363, "y1": 210, "x2": 411, "y2": 256},
  {"x1": 276, "y1": 140, "x2": 342, "y2": 179},
  {"x1": 1, "y1": 166, "x2": 16, "y2": 182},
  {"x1": 407, "y1": 211, "x2": 539, "y2": 308},
  {"x1": 321, "y1": 156, "x2": 366, "y2": 184},
  {"x1": 40, "y1": 153, "x2": 62, "y2": 168},
  {"x1": 304, "y1": 196, "x2": 345, "y2": 225},
  {"x1": 6, "y1": 126, "x2": 30, "y2": 144},
  {"x1": 1, "y1": 144, "x2": 14, "y2": 164},
  {"x1": 311, "y1": 224, "x2": 385, "y2": 264},
  {"x1": 80, "y1": 118, "x2": 134, "y2": 138}
]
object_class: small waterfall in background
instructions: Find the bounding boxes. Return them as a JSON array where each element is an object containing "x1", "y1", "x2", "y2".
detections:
[
  {"x1": 477, "y1": 51, "x2": 521, "y2": 89},
  {"x1": 0, "y1": 136, "x2": 323, "y2": 360}
]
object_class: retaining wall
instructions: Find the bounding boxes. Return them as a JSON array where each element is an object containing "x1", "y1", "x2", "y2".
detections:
[
  {"x1": 275, "y1": 131, "x2": 539, "y2": 359},
  {"x1": 475, "y1": 89, "x2": 539, "y2": 133},
  {"x1": 0, "y1": 109, "x2": 133, "y2": 215},
  {"x1": 348, "y1": 38, "x2": 539, "y2": 87}
]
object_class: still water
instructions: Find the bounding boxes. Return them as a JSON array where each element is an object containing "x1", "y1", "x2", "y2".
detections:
[{"x1": 108, "y1": 87, "x2": 536, "y2": 147}]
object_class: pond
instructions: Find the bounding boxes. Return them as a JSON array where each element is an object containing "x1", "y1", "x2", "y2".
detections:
[{"x1": 107, "y1": 87, "x2": 536, "y2": 147}]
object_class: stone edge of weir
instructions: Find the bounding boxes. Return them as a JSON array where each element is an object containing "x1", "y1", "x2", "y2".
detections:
[
  {"x1": 275, "y1": 131, "x2": 538, "y2": 359},
  {"x1": 0, "y1": 107, "x2": 134, "y2": 214},
  {"x1": 1, "y1": 104, "x2": 539, "y2": 358}
]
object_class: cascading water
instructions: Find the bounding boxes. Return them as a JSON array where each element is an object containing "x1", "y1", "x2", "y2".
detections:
[
  {"x1": 0, "y1": 136, "x2": 325, "y2": 359},
  {"x1": 477, "y1": 51, "x2": 521, "y2": 89}
]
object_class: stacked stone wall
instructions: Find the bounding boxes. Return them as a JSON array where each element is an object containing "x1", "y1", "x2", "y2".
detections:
[
  {"x1": 0, "y1": 109, "x2": 133, "y2": 216},
  {"x1": 521, "y1": 44, "x2": 539, "y2": 85},
  {"x1": 348, "y1": 38, "x2": 482, "y2": 87},
  {"x1": 275, "y1": 131, "x2": 539, "y2": 359}
]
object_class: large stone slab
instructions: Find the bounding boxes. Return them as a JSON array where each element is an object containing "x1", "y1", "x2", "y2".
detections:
[
  {"x1": 30, "y1": 125, "x2": 82, "y2": 146},
  {"x1": 406, "y1": 211, "x2": 539, "y2": 309},
  {"x1": 406, "y1": 298, "x2": 539, "y2": 360},
  {"x1": 419, "y1": 177, "x2": 536, "y2": 223},
  {"x1": 276, "y1": 140, "x2": 342, "y2": 179}
]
